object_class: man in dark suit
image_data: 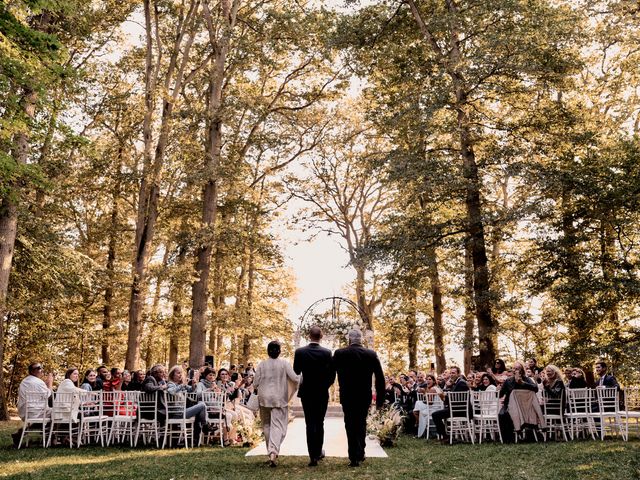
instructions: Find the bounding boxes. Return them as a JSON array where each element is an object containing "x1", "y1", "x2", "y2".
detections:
[
  {"x1": 431, "y1": 366, "x2": 469, "y2": 444},
  {"x1": 293, "y1": 325, "x2": 335, "y2": 467},
  {"x1": 333, "y1": 329, "x2": 385, "y2": 467},
  {"x1": 595, "y1": 360, "x2": 619, "y2": 388},
  {"x1": 141, "y1": 364, "x2": 168, "y2": 423}
]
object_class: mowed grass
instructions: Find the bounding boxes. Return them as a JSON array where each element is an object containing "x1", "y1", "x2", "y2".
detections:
[{"x1": 0, "y1": 420, "x2": 638, "y2": 480}]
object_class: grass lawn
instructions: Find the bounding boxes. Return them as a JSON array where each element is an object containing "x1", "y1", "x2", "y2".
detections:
[{"x1": 1, "y1": 420, "x2": 638, "y2": 479}]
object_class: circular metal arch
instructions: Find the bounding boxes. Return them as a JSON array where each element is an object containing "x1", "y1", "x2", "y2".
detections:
[{"x1": 297, "y1": 296, "x2": 368, "y2": 330}]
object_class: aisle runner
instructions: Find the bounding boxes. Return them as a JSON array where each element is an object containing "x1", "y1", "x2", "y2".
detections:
[{"x1": 245, "y1": 417, "x2": 387, "y2": 458}]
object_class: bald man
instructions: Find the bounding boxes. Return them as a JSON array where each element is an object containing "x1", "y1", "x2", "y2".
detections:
[{"x1": 333, "y1": 329, "x2": 385, "y2": 467}]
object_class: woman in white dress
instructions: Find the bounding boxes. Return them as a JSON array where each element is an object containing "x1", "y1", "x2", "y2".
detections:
[
  {"x1": 413, "y1": 374, "x2": 444, "y2": 438},
  {"x1": 253, "y1": 341, "x2": 299, "y2": 467}
]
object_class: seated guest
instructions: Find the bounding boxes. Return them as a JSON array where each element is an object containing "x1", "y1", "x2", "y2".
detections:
[
  {"x1": 492, "y1": 359, "x2": 507, "y2": 375},
  {"x1": 478, "y1": 373, "x2": 497, "y2": 392},
  {"x1": 103, "y1": 367, "x2": 123, "y2": 391},
  {"x1": 80, "y1": 369, "x2": 99, "y2": 391},
  {"x1": 526, "y1": 358, "x2": 542, "y2": 375},
  {"x1": 498, "y1": 361, "x2": 538, "y2": 443},
  {"x1": 95, "y1": 365, "x2": 109, "y2": 391},
  {"x1": 55, "y1": 368, "x2": 86, "y2": 422},
  {"x1": 120, "y1": 370, "x2": 132, "y2": 390},
  {"x1": 12, "y1": 362, "x2": 54, "y2": 447},
  {"x1": 413, "y1": 374, "x2": 443, "y2": 436},
  {"x1": 542, "y1": 365, "x2": 565, "y2": 415},
  {"x1": 196, "y1": 367, "x2": 221, "y2": 393},
  {"x1": 142, "y1": 364, "x2": 168, "y2": 423},
  {"x1": 126, "y1": 370, "x2": 146, "y2": 391},
  {"x1": 431, "y1": 366, "x2": 469, "y2": 444},
  {"x1": 216, "y1": 368, "x2": 239, "y2": 402},
  {"x1": 568, "y1": 368, "x2": 588, "y2": 389},
  {"x1": 166, "y1": 365, "x2": 208, "y2": 444},
  {"x1": 594, "y1": 360, "x2": 619, "y2": 389}
]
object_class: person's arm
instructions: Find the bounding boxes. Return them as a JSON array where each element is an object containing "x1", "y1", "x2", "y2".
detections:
[
  {"x1": 285, "y1": 360, "x2": 300, "y2": 383},
  {"x1": 373, "y1": 354, "x2": 385, "y2": 408},
  {"x1": 293, "y1": 349, "x2": 302, "y2": 375},
  {"x1": 253, "y1": 365, "x2": 261, "y2": 390},
  {"x1": 327, "y1": 352, "x2": 336, "y2": 388}
]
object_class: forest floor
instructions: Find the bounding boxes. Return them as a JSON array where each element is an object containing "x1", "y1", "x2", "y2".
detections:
[{"x1": 0, "y1": 420, "x2": 638, "y2": 479}]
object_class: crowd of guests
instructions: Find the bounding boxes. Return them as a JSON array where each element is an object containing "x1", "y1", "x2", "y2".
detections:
[
  {"x1": 12, "y1": 360, "x2": 258, "y2": 448},
  {"x1": 383, "y1": 359, "x2": 620, "y2": 444}
]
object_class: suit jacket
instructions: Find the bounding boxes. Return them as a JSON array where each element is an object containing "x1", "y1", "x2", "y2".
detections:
[
  {"x1": 293, "y1": 342, "x2": 335, "y2": 400},
  {"x1": 253, "y1": 357, "x2": 299, "y2": 408},
  {"x1": 597, "y1": 374, "x2": 619, "y2": 389},
  {"x1": 442, "y1": 377, "x2": 469, "y2": 407},
  {"x1": 333, "y1": 344, "x2": 385, "y2": 408}
]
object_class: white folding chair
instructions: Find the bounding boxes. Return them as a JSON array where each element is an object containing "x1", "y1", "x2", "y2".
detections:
[
  {"x1": 108, "y1": 391, "x2": 139, "y2": 446},
  {"x1": 566, "y1": 388, "x2": 596, "y2": 440},
  {"x1": 595, "y1": 387, "x2": 626, "y2": 441},
  {"x1": 78, "y1": 391, "x2": 107, "y2": 447},
  {"x1": 135, "y1": 392, "x2": 160, "y2": 447},
  {"x1": 18, "y1": 391, "x2": 51, "y2": 448},
  {"x1": 163, "y1": 392, "x2": 195, "y2": 449},
  {"x1": 622, "y1": 386, "x2": 640, "y2": 439},
  {"x1": 472, "y1": 390, "x2": 502, "y2": 443},
  {"x1": 202, "y1": 391, "x2": 226, "y2": 447},
  {"x1": 540, "y1": 389, "x2": 567, "y2": 441},
  {"x1": 446, "y1": 391, "x2": 474, "y2": 444},
  {"x1": 47, "y1": 392, "x2": 80, "y2": 448}
]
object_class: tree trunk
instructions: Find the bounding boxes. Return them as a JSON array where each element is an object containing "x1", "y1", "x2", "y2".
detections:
[
  {"x1": 0, "y1": 87, "x2": 37, "y2": 420},
  {"x1": 355, "y1": 266, "x2": 373, "y2": 330},
  {"x1": 426, "y1": 244, "x2": 446, "y2": 374},
  {"x1": 102, "y1": 144, "x2": 124, "y2": 365},
  {"x1": 125, "y1": 0, "x2": 198, "y2": 370},
  {"x1": 405, "y1": 288, "x2": 418, "y2": 370},
  {"x1": 189, "y1": 0, "x2": 238, "y2": 369},
  {"x1": 463, "y1": 234, "x2": 476, "y2": 371}
]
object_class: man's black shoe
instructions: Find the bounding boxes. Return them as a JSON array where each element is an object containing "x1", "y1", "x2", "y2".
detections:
[
  {"x1": 11, "y1": 431, "x2": 21, "y2": 448},
  {"x1": 308, "y1": 460, "x2": 318, "y2": 467},
  {"x1": 348, "y1": 461, "x2": 360, "y2": 467}
]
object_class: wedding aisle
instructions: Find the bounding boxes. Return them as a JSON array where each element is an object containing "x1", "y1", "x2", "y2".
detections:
[{"x1": 245, "y1": 417, "x2": 388, "y2": 458}]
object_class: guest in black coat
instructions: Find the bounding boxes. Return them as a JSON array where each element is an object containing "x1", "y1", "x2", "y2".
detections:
[
  {"x1": 333, "y1": 329, "x2": 385, "y2": 467},
  {"x1": 431, "y1": 366, "x2": 469, "y2": 443},
  {"x1": 498, "y1": 361, "x2": 538, "y2": 443},
  {"x1": 293, "y1": 325, "x2": 336, "y2": 467}
]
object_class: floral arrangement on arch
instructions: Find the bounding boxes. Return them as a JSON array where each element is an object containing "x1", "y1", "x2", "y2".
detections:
[{"x1": 299, "y1": 311, "x2": 367, "y2": 346}]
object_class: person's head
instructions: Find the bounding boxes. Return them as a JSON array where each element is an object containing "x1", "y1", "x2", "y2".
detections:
[
  {"x1": 122, "y1": 370, "x2": 131, "y2": 383},
  {"x1": 217, "y1": 368, "x2": 230, "y2": 382},
  {"x1": 230, "y1": 364, "x2": 237, "y2": 373},
  {"x1": 149, "y1": 364, "x2": 166, "y2": 381},
  {"x1": 493, "y1": 359, "x2": 506, "y2": 373},
  {"x1": 309, "y1": 325, "x2": 323, "y2": 342},
  {"x1": 97, "y1": 365, "x2": 108, "y2": 379},
  {"x1": 133, "y1": 370, "x2": 146, "y2": 383},
  {"x1": 481, "y1": 373, "x2": 496, "y2": 388},
  {"x1": 202, "y1": 367, "x2": 216, "y2": 382},
  {"x1": 595, "y1": 361, "x2": 607, "y2": 376},
  {"x1": 347, "y1": 329, "x2": 363, "y2": 346},
  {"x1": 442, "y1": 369, "x2": 450, "y2": 380},
  {"x1": 64, "y1": 368, "x2": 79, "y2": 383},
  {"x1": 168, "y1": 365, "x2": 184, "y2": 383},
  {"x1": 110, "y1": 367, "x2": 122, "y2": 380},
  {"x1": 408, "y1": 370, "x2": 417, "y2": 380},
  {"x1": 247, "y1": 362, "x2": 253, "y2": 369},
  {"x1": 564, "y1": 367, "x2": 574, "y2": 378},
  {"x1": 417, "y1": 372, "x2": 426, "y2": 383},
  {"x1": 525, "y1": 367, "x2": 534, "y2": 378},
  {"x1": 573, "y1": 368, "x2": 585, "y2": 379},
  {"x1": 83, "y1": 369, "x2": 97, "y2": 385},
  {"x1": 426, "y1": 374, "x2": 437, "y2": 388},
  {"x1": 28, "y1": 362, "x2": 45, "y2": 378},
  {"x1": 512, "y1": 361, "x2": 526, "y2": 377},
  {"x1": 267, "y1": 340, "x2": 281, "y2": 359},
  {"x1": 544, "y1": 365, "x2": 562, "y2": 384},
  {"x1": 449, "y1": 366, "x2": 461, "y2": 381},
  {"x1": 526, "y1": 358, "x2": 537, "y2": 369}
]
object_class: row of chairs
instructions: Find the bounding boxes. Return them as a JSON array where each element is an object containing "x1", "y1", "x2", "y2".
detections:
[
  {"x1": 416, "y1": 386, "x2": 639, "y2": 444},
  {"x1": 18, "y1": 390, "x2": 228, "y2": 449}
]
